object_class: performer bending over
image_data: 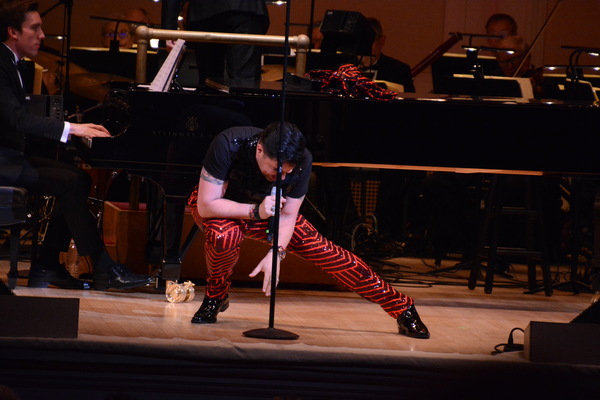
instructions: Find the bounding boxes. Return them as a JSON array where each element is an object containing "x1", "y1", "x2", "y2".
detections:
[{"x1": 188, "y1": 122, "x2": 429, "y2": 338}]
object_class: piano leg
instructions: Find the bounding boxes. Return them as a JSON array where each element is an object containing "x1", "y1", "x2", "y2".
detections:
[{"x1": 159, "y1": 194, "x2": 188, "y2": 282}]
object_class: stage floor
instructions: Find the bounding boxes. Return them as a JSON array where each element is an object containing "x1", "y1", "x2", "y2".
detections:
[{"x1": 1, "y1": 256, "x2": 599, "y2": 400}]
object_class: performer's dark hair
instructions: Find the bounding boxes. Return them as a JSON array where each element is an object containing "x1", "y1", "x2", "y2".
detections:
[
  {"x1": 260, "y1": 121, "x2": 307, "y2": 167},
  {"x1": 0, "y1": 0, "x2": 39, "y2": 42}
]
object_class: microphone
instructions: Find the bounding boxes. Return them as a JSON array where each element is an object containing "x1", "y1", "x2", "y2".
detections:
[{"x1": 266, "y1": 186, "x2": 280, "y2": 242}]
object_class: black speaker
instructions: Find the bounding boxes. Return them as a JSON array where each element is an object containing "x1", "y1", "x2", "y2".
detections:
[
  {"x1": 0, "y1": 279, "x2": 14, "y2": 296},
  {"x1": 525, "y1": 302, "x2": 600, "y2": 365},
  {"x1": 571, "y1": 300, "x2": 600, "y2": 324},
  {"x1": 319, "y1": 10, "x2": 375, "y2": 56},
  {"x1": 0, "y1": 296, "x2": 79, "y2": 338}
]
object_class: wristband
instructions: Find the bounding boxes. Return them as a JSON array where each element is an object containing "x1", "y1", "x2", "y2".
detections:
[
  {"x1": 277, "y1": 246, "x2": 286, "y2": 260},
  {"x1": 269, "y1": 246, "x2": 286, "y2": 260},
  {"x1": 250, "y1": 203, "x2": 261, "y2": 220}
]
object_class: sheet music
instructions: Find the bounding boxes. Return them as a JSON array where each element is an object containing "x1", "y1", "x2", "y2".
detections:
[{"x1": 149, "y1": 39, "x2": 186, "y2": 92}]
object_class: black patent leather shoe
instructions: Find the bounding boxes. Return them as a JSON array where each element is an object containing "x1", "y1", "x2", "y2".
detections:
[
  {"x1": 93, "y1": 263, "x2": 154, "y2": 291},
  {"x1": 28, "y1": 264, "x2": 91, "y2": 290},
  {"x1": 397, "y1": 304, "x2": 430, "y2": 339},
  {"x1": 191, "y1": 296, "x2": 229, "y2": 324}
]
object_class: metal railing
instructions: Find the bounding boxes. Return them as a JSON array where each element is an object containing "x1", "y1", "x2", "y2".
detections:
[{"x1": 134, "y1": 25, "x2": 310, "y2": 84}]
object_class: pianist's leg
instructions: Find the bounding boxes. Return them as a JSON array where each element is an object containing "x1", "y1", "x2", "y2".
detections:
[{"x1": 15, "y1": 156, "x2": 154, "y2": 290}]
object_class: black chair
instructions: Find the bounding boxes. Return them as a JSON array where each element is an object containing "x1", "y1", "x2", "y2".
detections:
[
  {"x1": 467, "y1": 175, "x2": 554, "y2": 296},
  {"x1": 0, "y1": 186, "x2": 29, "y2": 290}
]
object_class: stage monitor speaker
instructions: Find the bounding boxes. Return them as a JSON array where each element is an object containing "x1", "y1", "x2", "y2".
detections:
[
  {"x1": 525, "y1": 302, "x2": 600, "y2": 365},
  {"x1": 0, "y1": 296, "x2": 79, "y2": 338},
  {"x1": 571, "y1": 300, "x2": 600, "y2": 324},
  {"x1": 319, "y1": 10, "x2": 375, "y2": 56}
]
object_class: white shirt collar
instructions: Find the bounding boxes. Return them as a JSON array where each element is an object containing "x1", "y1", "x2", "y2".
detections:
[{"x1": 2, "y1": 43, "x2": 20, "y2": 64}]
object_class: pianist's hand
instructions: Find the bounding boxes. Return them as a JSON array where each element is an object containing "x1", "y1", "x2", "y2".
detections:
[{"x1": 69, "y1": 123, "x2": 111, "y2": 138}]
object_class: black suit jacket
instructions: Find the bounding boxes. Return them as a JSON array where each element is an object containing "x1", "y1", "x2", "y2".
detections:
[
  {"x1": 0, "y1": 43, "x2": 64, "y2": 184},
  {"x1": 371, "y1": 53, "x2": 415, "y2": 93}
]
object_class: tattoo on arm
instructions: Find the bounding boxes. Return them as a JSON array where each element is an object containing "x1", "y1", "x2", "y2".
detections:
[{"x1": 200, "y1": 168, "x2": 225, "y2": 185}]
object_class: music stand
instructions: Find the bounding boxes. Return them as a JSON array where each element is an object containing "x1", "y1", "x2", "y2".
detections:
[{"x1": 562, "y1": 46, "x2": 600, "y2": 102}]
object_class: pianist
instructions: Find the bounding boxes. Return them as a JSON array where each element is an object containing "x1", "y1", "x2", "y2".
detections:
[
  {"x1": 0, "y1": 0, "x2": 154, "y2": 290},
  {"x1": 187, "y1": 122, "x2": 430, "y2": 338}
]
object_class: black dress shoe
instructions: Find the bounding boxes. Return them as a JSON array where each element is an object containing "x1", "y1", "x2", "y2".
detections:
[
  {"x1": 397, "y1": 304, "x2": 430, "y2": 339},
  {"x1": 191, "y1": 296, "x2": 229, "y2": 324},
  {"x1": 28, "y1": 264, "x2": 91, "y2": 290},
  {"x1": 93, "y1": 263, "x2": 154, "y2": 291}
]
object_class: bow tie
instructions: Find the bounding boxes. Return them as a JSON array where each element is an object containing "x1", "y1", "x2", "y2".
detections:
[{"x1": 15, "y1": 59, "x2": 28, "y2": 73}]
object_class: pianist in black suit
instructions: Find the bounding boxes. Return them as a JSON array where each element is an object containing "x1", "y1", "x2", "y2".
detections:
[
  {"x1": 187, "y1": 122, "x2": 430, "y2": 338},
  {"x1": 0, "y1": 0, "x2": 153, "y2": 290},
  {"x1": 161, "y1": 0, "x2": 269, "y2": 85}
]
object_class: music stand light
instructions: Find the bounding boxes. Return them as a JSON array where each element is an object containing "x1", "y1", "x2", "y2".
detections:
[{"x1": 562, "y1": 45, "x2": 600, "y2": 102}]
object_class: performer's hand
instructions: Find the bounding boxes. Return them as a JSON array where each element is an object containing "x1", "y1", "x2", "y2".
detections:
[
  {"x1": 259, "y1": 193, "x2": 286, "y2": 218},
  {"x1": 249, "y1": 252, "x2": 280, "y2": 296},
  {"x1": 69, "y1": 123, "x2": 111, "y2": 138}
]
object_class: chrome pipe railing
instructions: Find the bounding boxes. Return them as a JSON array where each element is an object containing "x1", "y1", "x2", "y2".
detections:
[{"x1": 134, "y1": 25, "x2": 310, "y2": 84}]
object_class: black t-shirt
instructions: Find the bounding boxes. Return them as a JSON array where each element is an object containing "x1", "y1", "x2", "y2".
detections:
[{"x1": 202, "y1": 126, "x2": 312, "y2": 204}]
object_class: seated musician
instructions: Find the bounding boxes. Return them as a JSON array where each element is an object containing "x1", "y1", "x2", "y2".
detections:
[
  {"x1": 485, "y1": 13, "x2": 518, "y2": 47},
  {"x1": 100, "y1": 8, "x2": 151, "y2": 49},
  {"x1": 0, "y1": 0, "x2": 153, "y2": 291},
  {"x1": 101, "y1": 20, "x2": 134, "y2": 49},
  {"x1": 186, "y1": 121, "x2": 430, "y2": 338},
  {"x1": 494, "y1": 35, "x2": 544, "y2": 98},
  {"x1": 358, "y1": 17, "x2": 415, "y2": 92}
]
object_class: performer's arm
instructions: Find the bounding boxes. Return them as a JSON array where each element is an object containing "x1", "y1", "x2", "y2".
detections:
[
  {"x1": 249, "y1": 195, "x2": 304, "y2": 295},
  {"x1": 196, "y1": 167, "x2": 282, "y2": 220}
]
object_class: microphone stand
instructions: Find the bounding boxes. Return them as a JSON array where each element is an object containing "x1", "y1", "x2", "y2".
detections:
[
  {"x1": 243, "y1": 0, "x2": 298, "y2": 340},
  {"x1": 42, "y1": 0, "x2": 73, "y2": 99}
]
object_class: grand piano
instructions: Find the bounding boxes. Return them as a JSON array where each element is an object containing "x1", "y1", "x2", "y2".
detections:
[
  {"x1": 75, "y1": 79, "x2": 600, "y2": 283},
  {"x1": 74, "y1": 26, "x2": 600, "y2": 288}
]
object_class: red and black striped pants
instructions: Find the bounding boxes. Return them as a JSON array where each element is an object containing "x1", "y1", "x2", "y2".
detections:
[{"x1": 198, "y1": 215, "x2": 412, "y2": 319}]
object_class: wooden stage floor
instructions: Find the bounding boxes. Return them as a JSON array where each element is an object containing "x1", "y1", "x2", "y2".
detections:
[{"x1": 1, "y1": 256, "x2": 600, "y2": 400}]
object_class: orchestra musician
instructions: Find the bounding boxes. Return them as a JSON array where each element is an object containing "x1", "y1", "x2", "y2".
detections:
[
  {"x1": 0, "y1": 0, "x2": 154, "y2": 291},
  {"x1": 358, "y1": 17, "x2": 415, "y2": 92},
  {"x1": 186, "y1": 122, "x2": 430, "y2": 339},
  {"x1": 161, "y1": 0, "x2": 269, "y2": 85},
  {"x1": 485, "y1": 13, "x2": 518, "y2": 46},
  {"x1": 100, "y1": 19, "x2": 134, "y2": 49},
  {"x1": 100, "y1": 8, "x2": 152, "y2": 49},
  {"x1": 494, "y1": 35, "x2": 544, "y2": 98}
]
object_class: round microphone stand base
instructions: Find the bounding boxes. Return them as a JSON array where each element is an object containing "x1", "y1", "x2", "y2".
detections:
[{"x1": 243, "y1": 327, "x2": 299, "y2": 340}]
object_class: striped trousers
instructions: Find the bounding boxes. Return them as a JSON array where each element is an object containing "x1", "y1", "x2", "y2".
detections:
[{"x1": 197, "y1": 214, "x2": 413, "y2": 319}]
